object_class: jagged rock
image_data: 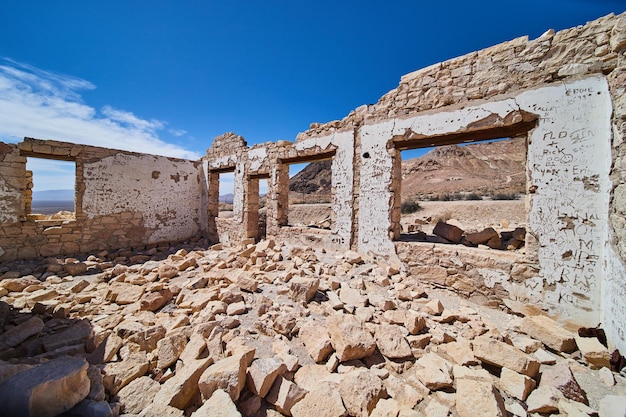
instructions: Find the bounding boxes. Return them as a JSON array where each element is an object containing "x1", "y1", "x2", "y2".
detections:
[
  {"x1": 226, "y1": 301, "x2": 247, "y2": 316},
  {"x1": 127, "y1": 324, "x2": 166, "y2": 352},
  {"x1": 558, "y1": 399, "x2": 597, "y2": 417},
  {"x1": 0, "y1": 356, "x2": 90, "y2": 417},
  {"x1": 520, "y1": 315, "x2": 577, "y2": 352},
  {"x1": 88, "y1": 333, "x2": 123, "y2": 364},
  {"x1": 291, "y1": 381, "x2": 347, "y2": 417},
  {"x1": 384, "y1": 374, "x2": 425, "y2": 410},
  {"x1": 298, "y1": 321, "x2": 334, "y2": 363},
  {"x1": 86, "y1": 365, "x2": 106, "y2": 402},
  {"x1": 199, "y1": 351, "x2": 248, "y2": 401},
  {"x1": 339, "y1": 284, "x2": 367, "y2": 307},
  {"x1": 413, "y1": 352, "x2": 453, "y2": 390},
  {"x1": 42, "y1": 319, "x2": 93, "y2": 352},
  {"x1": 370, "y1": 398, "x2": 401, "y2": 417},
  {"x1": 326, "y1": 314, "x2": 376, "y2": 361},
  {"x1": 103, "y1": 351, "x2": 150, "y2": 395},
  {"x1": 290, "y1": 277, "x2": 320, "y2": 303},
  {"x1": 0, "y1": 275, "x2": 41, "y2": 292},
  {"x1": 116, "y1": 376, "x2": 160, "y2": 414},
  {"x1": 526, "y1": 385, "x2": 564, "y2": 414},
  {"x1": 266, "y1": 375, "x2": 308, "y2": 416},
  {"x1": 106, "y1": 282, "x2": 145, "y2": 304},
  {"x1": 404, "y1": 311, "x2": 426, "y2": 335},
  {"x1": 339, "y1": 369, "x2": 386, "y2": 417},
  {"x1": 69, "y1": 279, "x2": 90, "y2": 293},
  {"x1": 472, "y1": 336, "x2": 539, "y2": 377},
  {"x1": 158, "y1": 264, "x2": 179, "y2": 280},
  {"x1": 140, "y1": 287, "x2": 172, "y2": 311},
  {"x1": 246, "y1": 357, "x2": 286, "y2": 398},
  {"x1": 498, "y1": 367, "x2": 536, "y2": 401},
  {"x1": 465, "y1": 228, "x2": 498, "y2": 245},
  {"x1": 540, "y1": 360, "x2": 588, "y2": 404},
  {"x1": 152, "y1": 354, "x2": 213, "y2": 409},
  {"x1": 375, "y1": 324, "x2": 412, "y2": 359},
  {"x1": 436, "y1": 339, "x2": 477, "y2": 366},
  {"x1": 192, "y1": 389, "x2": 242, "y2": 417},
  {"x1": 61, "y1": 399, "x2": 113, "y2": 417},
  {"x1": 156, "y1": 333, "x2": 188, "y2": 370},
  {"x1": 0, "y1": 316, "x2": 44, "y2": 350},
  {"x1": 575, "y1": 336, "x2": 611, "y2": 369},
  {"x1": 433, "y1": 221, "x2": 464, "y2": 243},
  {"x1": 599, "y1": 395, "x2": 626, "y2": 417},
  {"x1": 423, "y1": 299, "x2": 444, "y2": 316},
  {"x1": 456, "y1": 375, "x2": 506, "y2": 417},
  {"x1": 64, "y1": 262, "x2": 88, "y2": 276},
  {"x1": 599, "y1": 366, "x2": 615, "y2": 386}
]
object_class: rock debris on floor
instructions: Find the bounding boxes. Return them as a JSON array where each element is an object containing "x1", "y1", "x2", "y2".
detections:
[{"x1": 0, "y1": 238, "x2": 625, "y2": 417}]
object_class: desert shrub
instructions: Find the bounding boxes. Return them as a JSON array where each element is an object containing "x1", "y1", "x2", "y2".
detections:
[
  {"x1": 492, "y1": 192, "x2": 520, "y2": 200},
  {"x1": 434, "y1": 210, "x2": 453, "y2": 223},
  {"x1": 401, "y1": 199, "x2": 422, "y2": 214},
  {"x1": 464, "y1": 193, "x2": 482, "y2": 201}
]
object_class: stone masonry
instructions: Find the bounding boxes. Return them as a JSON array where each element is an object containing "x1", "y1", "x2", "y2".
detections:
[{"x1": 1, "y1": 12, "x2": 626, "y2": 355}]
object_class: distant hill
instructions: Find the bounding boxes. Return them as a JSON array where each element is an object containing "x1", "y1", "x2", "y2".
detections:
[
  {"x1": 219, "y1": 193, "x2": 234, "y2": 204},
  {"x1": 288, "y1": 138, "x2": 527, "y2": 202},
  {"x1": 33, "y1": 189, "x2": 74, "y2": 201}
]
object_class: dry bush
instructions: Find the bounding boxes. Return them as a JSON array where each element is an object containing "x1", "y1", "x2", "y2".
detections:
[{"x1": 434, "y1": 210, "x2": 453, "y2": 223}]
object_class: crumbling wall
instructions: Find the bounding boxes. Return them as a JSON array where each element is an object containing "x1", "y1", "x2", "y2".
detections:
[{"x1": 0, "y1": 138, "x2": 203, "y2": 262}]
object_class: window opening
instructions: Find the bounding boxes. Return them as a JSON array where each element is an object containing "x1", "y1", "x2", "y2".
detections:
[
  {"x1": 218, "y1": 171, "x2": 234, "y2": 219},
  {"x1": 396, "y1": 137, "x2": 528, "y2": 251},
  {"x1": 286, "y1": 158, "x2": 333, "y2": 229},
  {"x1": 26, "y1": 157, "x2": 76, "y2": 219}
]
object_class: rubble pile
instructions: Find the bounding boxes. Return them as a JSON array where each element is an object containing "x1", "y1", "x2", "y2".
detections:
[
  {"x1": 0, "y1": 239, "x2": 624, "y2": 417},
  {"x1": 406, "y1": 221, "x2": 526, "y2": 251}
]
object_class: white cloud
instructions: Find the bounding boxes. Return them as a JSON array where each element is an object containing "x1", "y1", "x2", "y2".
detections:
[
  {"x1": 0, "y1": 58, "x2": 199, "y2": 160},
  {"x1": 169, "y1": 128, "x2": 188, "y2": 137}
]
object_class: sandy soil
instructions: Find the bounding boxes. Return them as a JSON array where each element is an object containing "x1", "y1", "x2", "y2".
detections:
[{"x1": 402, "y1": 200, "x2": 527, "y2": 234}]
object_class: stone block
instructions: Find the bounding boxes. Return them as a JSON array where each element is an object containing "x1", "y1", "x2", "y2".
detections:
[
  {"x1": 375, "y1": 324, "x2": 412, "y2": 360},
  {"x1": 266, "y1": 375, "x2": 308, "y2": 416},
  {"x1": 299, "y1": 321, "x2": 334, "y2": 363},
  {"x1": 246, "y1": 357, "x2": 286, "y2": 398},
  {"x1": 498, "y1": 367, "x2": 536, "y2": 400},
  {"x1": 0, "y1": 357, "x2": 90, "y2": 417},
  {"x1": 338, "y1": 369, "x2": 385, "y2": 417},
  {"x1": 575, "y1": 336, "x2": 611, "y2": 369},
  {"x1": 433, "y1": 221, "x2": 464, "y2": 243},
  {"x1": 520, "y1": 315, "x2": 576, "y2": 352},
  {"x1": 326, "y1": 314, "x2": 375, "y2": 362},
  {"x1": 472, "y1": 337, "x2": 539, "y2": 377},
  {"x1": 199, "y1": 352, "x2": 247, "y2": 401}
]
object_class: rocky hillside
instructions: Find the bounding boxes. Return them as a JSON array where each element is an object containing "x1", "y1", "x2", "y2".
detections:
[{"x1": 289, "y1": 138, "x2": 527, "y2": 202}]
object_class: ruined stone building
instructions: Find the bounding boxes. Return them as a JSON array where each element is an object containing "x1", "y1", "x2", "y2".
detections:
[{"x1": 2, "y1": 13, "x2": 626, "y2": 354}]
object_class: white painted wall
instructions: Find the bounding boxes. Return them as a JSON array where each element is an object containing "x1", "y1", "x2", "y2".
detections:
[
  {"x1": 82, "y1": 153, "x2": 201, "y2": 244},
  {"x1": 358, "y1": 75, "x2": 620, "y2": 337}
]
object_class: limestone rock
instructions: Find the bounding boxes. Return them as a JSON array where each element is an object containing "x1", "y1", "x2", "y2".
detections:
[
  {"x1": 299, "y1": 321, "x2": 334, "y2": 363},
  {"x1": 152, "y1": 353, "x2": 213, "y2": 410},
  {"x1": 192, "y1": 389, "x2": 242, "y2": 417},
  {"x1": 156, "y1": 333, "x2": 188, "y2": 370},
  {"x1": 384, "y1": 374, "x2": 425, "y2": 410},
  {"x1": 199, "y1": 352, "x2": 247, "y2": 401},
  {"x1": 103, "y1": 352, "x2": 150, "y2": 396},
  {"x1": 338, "y1": 369, "x2": 386, "y2": 417},
  {"x1": 291, "y1": 381, "x2": 347, "y2": 417},
  {"x1": 370, "y1": 398, "x2": 401, "y2": 417},
  {"x1": 289, "y1": 277, "x2": 320, "y2": 303},
  {"x1": 63, "y1": 262, "x2": 88, "y2": 276},
  {"x1": 436, "y1": 340, "x2": 477, "y2": 366},
  {"x1": 413, "y1": 352, "x2": 453, "y2": 390},
  {"x1": 158, "y1": 264, "x2": 179, "y2": 280},
  {"x1": 472, "y1": 336, "x2": 539, "y2": 377},
  {"x1": 246, "y1": 357, "x2": 286, "y2": 398},
  {"x1": 0, "y1": 356, "x2": 90, "y2": 417},
  {"x1": 465, "y1": 228, "x2": 498, "y2": 245},
  {"x1": 433, "y1": 221, "x2": 464, "y2": 243},
  {"x1": 404, "y1": 311, "x2": 426, "y2": 335},
  {"x1": 140, "y1": 287, "x2": 172, "y2": 311},
  {"x1": 526, "y1": 385, "x2": 564, "y2": 414},
  {"x1": 339, "y1": 284, "x2": 367, "y2": 307},
  {"x1": 455, "y1": 377, "x2": 506, "y2": 417},
  {"x1": 106, "y1": 282, "x2": 144, "y2": 305},
  {"x1": 599, "y1": 366, "x2": 615, "y2": 387},
  {"x1": 326, "y1": 314, "x2": 376, "y2": 362},
  {"x1": 575, "y1": 336, "x2": 611, "y2": 369},
  {"x1": 520, "y1": 315, "x2": 576, "y2": 352},
  {"x1": 498, "y1": 367, "x2": 536, "y2": 401},
  {"x1": 540, "y1": 360, "x2": 588, "y2": 404},
  {"x1": 116, "y1": 376, "x2": 160, "y2": 415},
  {"x1": 266, "y1": 375, "x2": 308, "y2": 416},
  {"x1": 599, "y1": 394, "x2": 626, "y2": 417},
  {"x1": 558, "y1": 399, "x2": 598, "y2": 417},
  {"x1": 0, "y1": 316, "x2": 44, "y2": 350},
  {"x1": 375, "y1": 324, "x2": 412, "y2": 360},
  {"x1": 423, "y1": 299, "x2": 444, "y2": 316},
  {"x1": 0, "y1": 275, "x2": 41, "y2": 292}
]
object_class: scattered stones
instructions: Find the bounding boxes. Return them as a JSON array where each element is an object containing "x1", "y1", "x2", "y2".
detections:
[
  {"x1": 575, "y1": 336, "x2": 611, "y2": 369},
  {"x1": 0, "y1": 239, "x2": 623, "y2": 416}
]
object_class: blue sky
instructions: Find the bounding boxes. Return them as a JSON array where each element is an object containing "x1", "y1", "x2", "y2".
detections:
[{"x1": 1, "y1": 1, "x2": 623, "y2": 192}]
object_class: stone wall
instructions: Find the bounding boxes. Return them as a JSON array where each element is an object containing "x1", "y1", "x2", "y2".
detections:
[
  {"x1": 0, "y1": 138, "x2": 203, "y2": 261},
  {"x1": 1, "y1": 13, "x2": 626, "y2": 352}
]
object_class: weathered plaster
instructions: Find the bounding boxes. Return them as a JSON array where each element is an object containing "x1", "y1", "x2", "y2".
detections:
[{"x1": 83, "y1": 153, "x2": 201, "y2": 243}]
